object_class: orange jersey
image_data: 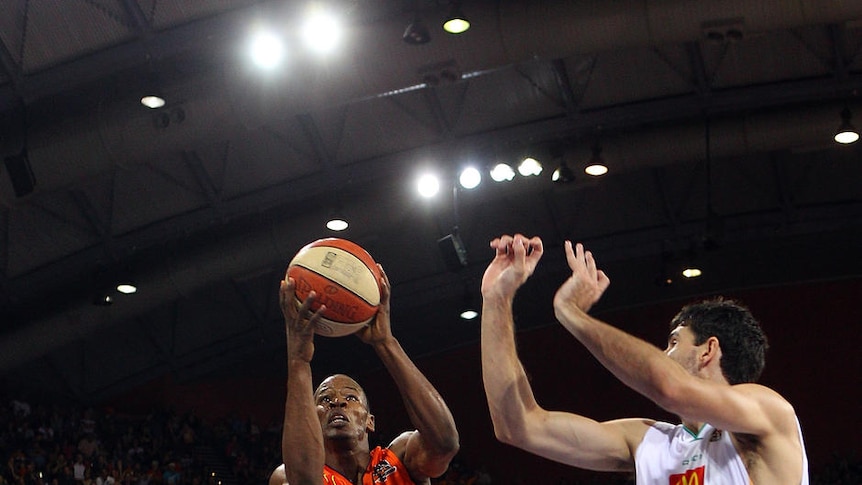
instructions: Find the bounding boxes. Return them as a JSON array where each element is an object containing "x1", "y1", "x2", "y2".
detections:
[{"x1": 322, "y1": 446, "x2": 415, "y2": 485}]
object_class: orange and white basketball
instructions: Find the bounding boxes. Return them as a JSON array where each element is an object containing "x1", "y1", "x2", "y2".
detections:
[{"x1": 286, "y1": 238, "x2": 382, "y2": 337}]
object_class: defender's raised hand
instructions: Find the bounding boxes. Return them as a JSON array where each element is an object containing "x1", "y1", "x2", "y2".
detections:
[
  {"x1": 481, "y1": 234, "x2": 544, "y2": 302},
  {"x1": 553, "y1": 241, "x2": 611, "y2": 315}
]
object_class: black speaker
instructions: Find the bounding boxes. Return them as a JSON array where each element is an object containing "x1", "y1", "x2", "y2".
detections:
[
  {"x1": 4, "y1": 153, "x2": 35, "y2": 197},
  {"x1": 437, "y1": 233, "x2": 468, "y2": 272}
]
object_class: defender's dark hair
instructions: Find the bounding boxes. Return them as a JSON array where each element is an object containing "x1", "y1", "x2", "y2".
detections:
[{"x1": 670, "y1": 297, "x2": 769, "y2": 384}]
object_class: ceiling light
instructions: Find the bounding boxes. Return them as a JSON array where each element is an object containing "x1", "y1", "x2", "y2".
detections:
[
  {"x1": 459, "y1": 167, "x2": 481, "y2": 189},
  {"x1": 460, "y1": 309, "x2": 479, "y2": 320},
  {"x1": 458, "y1": 286, "x2": 478, "y2": 320},
  {"x1": 584, "y1": 143, "x2": 608, "y2": 176},
  {"x1": 249, "y1": 30, "x2": 285, "y2": 69},
  {"x1": 682, "y1": 267, "x2": 703, "y2": 278},
  {"x1": 585, "y1": 164, "x2": 608, "y2": 176},
  {"x1": 403, "y1": 17, "x2": 431, "y2": 45},
  {"x1": 116, "y1": 283, "x2": 137, "y2": 294},
  {"x1": 552, "y1": 161, "x2": 575, "y2": 183},
  {"x1": 518, "y1": 157, "x2": 542, "y2": 176},
  {"x1": 326, "y1": 217, "x2": 348, "y2": 231},
  {"x1": 490, "y1": 163, "x2": 515, "y2": 182},
  {"x1": 443, "y1": 5, "x2": 470, "y2": 34},
  {"x1": 834, "y1": 107, "x2": 859, "y2": 144},
  {"x1": 301, "y1": 8, "x2": 342, "y2": 54},
  {"x1": 417, "y1": 173, "x2": 440, "y2": 198},
  {"x1": 140, "y1": 95, "x2": 165, "y2": 109}
]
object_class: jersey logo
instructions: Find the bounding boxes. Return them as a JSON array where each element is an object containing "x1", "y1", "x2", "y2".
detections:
[
  {"x1": 372, "y1": 459, "x2": 397, "y2": 483},
  {"x1": 669, "y1": 465, "x2": 705, "y2": 485}
]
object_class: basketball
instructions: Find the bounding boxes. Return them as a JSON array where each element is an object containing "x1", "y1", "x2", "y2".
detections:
[{"x1": 286, "y1": 238, "x2": 382, "y2": 337}]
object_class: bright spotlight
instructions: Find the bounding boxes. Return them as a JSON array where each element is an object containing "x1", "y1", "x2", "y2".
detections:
[
  {"x1": 140, "y1": 95, "x2": 165, "y2": 109},
  {"x1": 302, "y1": 9, "x2": 342, "y2": 54},
  {"x1": 460, "y1": 309, "x2": 479, "y2": 320},
  {"x1": 585, "y1": 164, "x2": 609, "y2": 176},
  {"x1": 417, "y1": 173, "x2": 440, "y2": 198},
  {"x1": 116, "y1": 284, "x2": 137, "y2": 295},
  {"x1": 249, "y1": 30, "x2": 285, "y2": 69},
  {"x1": 326, "y1": 218, "x2": 348, "y2": 231},
  {"x1": 459, "y1": 167, "x2": 481, "y2": 189},
  {"x1": 682, "y1": 267, "x2": 703, "y2": 278},
  {"x1": 518, "y1": 157, "x2": 542, "y2": 176},
  {"x1": 490, "y1": 163, "x2": 515, "y2": 182}
]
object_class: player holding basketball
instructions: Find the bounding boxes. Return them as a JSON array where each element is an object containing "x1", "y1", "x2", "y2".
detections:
[
  {"x1": 480, "y1": 234, "x2": 809, "y2": 484},
  {"x1": 269, "y1": 265, "x2": 459, "y2": 485}
]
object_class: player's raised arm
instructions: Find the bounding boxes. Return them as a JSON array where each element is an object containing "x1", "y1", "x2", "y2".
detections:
[
  {"x1": 279, "y1": 277, "x2": 325, "y2": 485},
  {"x1": 480, "y1": 234, "x2": 644, "y2": 471},
  {"x1": 356, "y1": 264, "x2": 460, "y2": 481}
]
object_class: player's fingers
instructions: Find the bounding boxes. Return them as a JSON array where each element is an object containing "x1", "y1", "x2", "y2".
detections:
[
  {"x1": 585, "y1": 250, "x2": 597, "y2": 274},
  {"x1": 564, "y1": 240, "x2": 577, "y2": 269},
  {"x1": 307, "y1": 304, "x2": 326, "y2": 326},
  {"x1": 298, "y1": 291, "x2": 317, "y2": 315},
  {"x1": 597, "y1": 270, "x2": 611, "y2": 291},
  {"x1": 279, "y1": 280, "x2": 288, "y2": 303},
  {"x1": 500, "y1": 234, "x2": 515, "y2": 254},
  {"x1": 527, "y1": 236, "x2": 543, "y2": 257},
  {"x1": 377, "y1": 264, "x2": 391, "y2": 303},
  {"x1": 490, "y1": 235, "x2": 511, "y2": 255},
  {"x1": 512, "y1": 235, "x2": 528, "y2": 261},
  {"x1": 575, "y1": 242, "x2": 586, "y2": 266}
]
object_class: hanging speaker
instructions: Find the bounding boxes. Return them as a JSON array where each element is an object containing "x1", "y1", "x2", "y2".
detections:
[
  {"x1": 437, "y1": 233, "x2": 468, "y2": 272},
  {"x1": 4, "y1": 152, "x2": 36, "y2": 197}
]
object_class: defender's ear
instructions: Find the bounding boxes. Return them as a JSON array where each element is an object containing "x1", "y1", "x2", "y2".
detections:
[{"x1": 701, "y1": 336, "x2": 720, "y2": 367}]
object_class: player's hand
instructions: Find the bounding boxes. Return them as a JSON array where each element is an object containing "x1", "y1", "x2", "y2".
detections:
[
  {"x1": 355, "y1": 264, "x2": 393, "y2": 346},
  {"x1": 553, "y1": 242, "x2": 610, "y2": 315},
  {"x1": 481, "y1": 234, "x2": 544, "y2": 302},
  {"x1": 280, "y1": 276, "x2": 323, "y2": 362}
]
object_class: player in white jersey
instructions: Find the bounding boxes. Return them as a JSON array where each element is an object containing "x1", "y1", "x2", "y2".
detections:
[{"x1": 480, "y1": 234, "x2": 809, "y2": 484}]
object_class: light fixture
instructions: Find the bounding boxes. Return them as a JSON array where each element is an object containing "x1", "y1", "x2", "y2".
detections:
[
  {"x1": 517, "y1": 157, "x2": 543, "y2": 176},
  {"x1": 458, "y1": 286, "x2": 479, "y2": 320},
  {"x1": 93, "y1": 293, "x2": 114, "y2": 306},
  {"x1": 301, "y1": 7, "x2": 342, "y2": 54},
  {"x1": 834, "y1": 107, "x2": 860, "y2": 144},
  {"x1": 249, "y1": 30, "x2": 285, "y2": 69},
  {"x1": 682, "y1": 267, "x2": 703, "y2": 278},
  {"x1": 140, "y1": 95, "x2": 165, "y2": 109},
  {"x1": 490, "y1": 163, "x2": 515, "y2": 182},
  {"x1": 459, "y1": 166, "x2": 481, "y2": 189},
  {"x1": 403, "y1": 16, "x2": 431, "y2": 45},
  {"x1": 655, "y1": 271, "x2": 674, "y2": 287},
  {"x1": 417, "y1": 173, "x2": 440, "y2": 198},
  {"x1": 584, "y1": 143, "x2": 608, "y2": 176},
  {"x1": 460, "y1": 308, "x2": 479, "y2": 320},
  {"x1": 326, "y1": 217, "x2": 348, "y2": 231},
  {"x1": 552, "y1": 161, "x2": 575, "y2": 183},
  {"x1": 116, "y1": 283, "x2": 137, "y2": 295},
  {"x1": 442, "y1": 4, "x2": 470, "y2": 34}
]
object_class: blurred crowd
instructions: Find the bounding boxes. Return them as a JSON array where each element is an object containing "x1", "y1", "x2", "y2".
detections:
[
  {"x1": 0, "y1": 397, "x2": 492, "y2": 485},
  {"x1": 1, "y1": 397, "x2": 280, "y2": 485},
  {"x1": 2, "y1": 397, "x2": 857, "y2": 485}
]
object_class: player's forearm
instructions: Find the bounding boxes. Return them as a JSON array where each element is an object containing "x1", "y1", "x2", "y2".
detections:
[
  {"x1": 373, "y1": 337, "x2": 460, "y2": 454},
  {"x1": 481, "y1": 297, "x2": 541, "y2": 444},
  {"x1": 283, "y1": 359, "x2": 323, "y2": 485},
  {"x1": 555, "y1": 305, "x2": 683, "y2": 410}
]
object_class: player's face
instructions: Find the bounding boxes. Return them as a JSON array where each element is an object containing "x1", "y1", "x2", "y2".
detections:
[
  {"x1": 664, "y1": 324, "x2": 700, "y2": 375},
  {"x1": 314, "y1": 374, "x2": 374, "y2": 440}
]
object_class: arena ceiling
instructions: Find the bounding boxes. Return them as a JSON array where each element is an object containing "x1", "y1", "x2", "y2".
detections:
[{"x1": 0, "y1": 0, "x2": 861, "y2": 402}]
